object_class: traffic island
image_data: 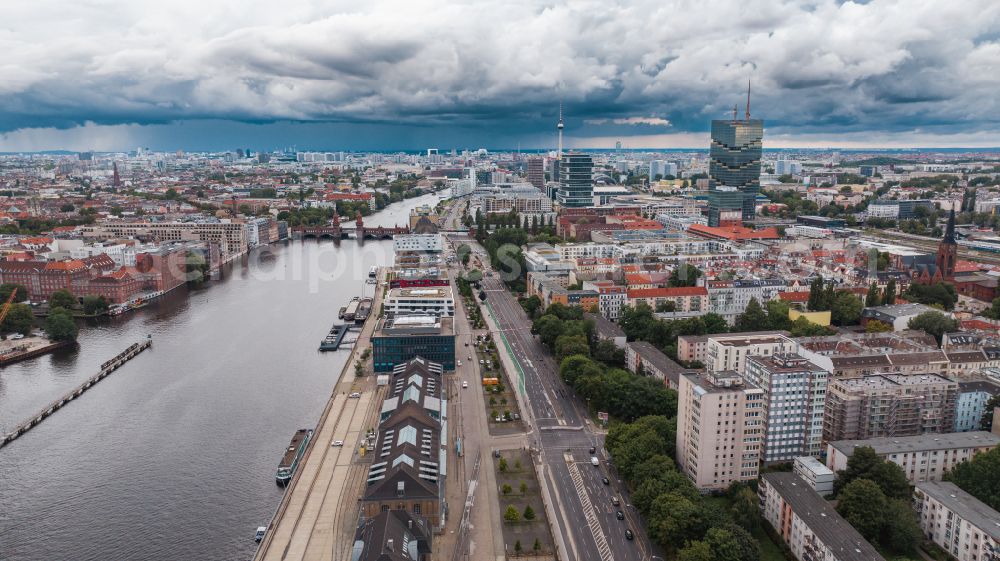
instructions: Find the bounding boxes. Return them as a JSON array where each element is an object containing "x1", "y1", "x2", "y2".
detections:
[
  {"x1": 494, "y1": 448, "x2": 555, "y2": 560},
  {"x1": 475, "y1": 335, "x2": 524, "y2": 435}
]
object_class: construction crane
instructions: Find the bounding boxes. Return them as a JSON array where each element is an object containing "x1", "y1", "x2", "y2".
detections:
[{"x1": 0, "y1": 288, "x2": 18, "y2": 326}]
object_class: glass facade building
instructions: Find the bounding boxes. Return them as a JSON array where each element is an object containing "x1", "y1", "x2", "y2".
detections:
[
  {"x1": 372, "y1": 316, "x2": 456, "y2": 372},
  {"x1": 709, "y1": 118, "x2": 763, "y2": 222},
  {"x1": 556, "y1": 153, "x2": 594, "y2": 208},
  {"x1": 707, "y1": 186, "x2": 747, "y2": 227}
]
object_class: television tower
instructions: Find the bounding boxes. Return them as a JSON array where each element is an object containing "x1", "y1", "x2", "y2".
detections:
[{"x1": 557, "y1": 101, "x2": 564, "y2": 160}]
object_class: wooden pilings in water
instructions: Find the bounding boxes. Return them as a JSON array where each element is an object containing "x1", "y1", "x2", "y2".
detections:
[{"x1": 0, "y1": 337, "x2": 152, "y2": 450}]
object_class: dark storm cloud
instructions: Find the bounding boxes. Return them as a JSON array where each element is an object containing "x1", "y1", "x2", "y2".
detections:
[{"x1": 1, "y1": 0, "x2": 1000, "y2": 149}]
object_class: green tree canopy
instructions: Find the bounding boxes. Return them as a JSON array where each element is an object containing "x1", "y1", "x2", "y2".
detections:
[
  {"x1": 669, "y1": 264, "x2": 703, "y2": 287},
  {"x1": 49, "y1": 289, "x2": 78, "y2": 310},
  {"x1": 734, "y1": 297, "x2": 768, "y2": 332},
  {"x1": 81, "y1": 295, "x2": 110, "y2": 315},
  {"x1": 907, "y1": 310, "x2": 959, "y2": 345},
  {"x1": 882, "y1": 499, "x2": 922, "y2": 554},
  {"x1": 45, "y1": 307, "x2": 79, "y2": 342},
  {"x1": 836, "y1": 479, "x2": 888, "y2": 540},
  {"x1": 0, "y1": 283, "x2": 29, "y2": 303},
  {"x1": 1, "y1": 303, "x2": 34, "y2": 335},
  {"x1": 904, "y1": 282, "x2": 957, "y2": 310},
  {"x1": 944, "y1": 446, "x2": 1000, "y2": 511},
  {"x1": 831, "y1": 292, "x2": 863, "y2": 326},
  {"x1": 833, "y1": 446, "x2": 911, "y2": 500},
  {"x1": 883, "y1": 279, "x2": 897, "y2": 305},
  {"x1": 866, "y1": 282, "x2": 881, "y2": 308}
]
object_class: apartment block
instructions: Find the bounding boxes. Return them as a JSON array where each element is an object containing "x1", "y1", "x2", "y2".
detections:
[
  {"x1": 743, "y1": 354, "x2": 829, "y2": 462},
  {"x1": 914, "y1": 481, "x2": 1000, "y2": 561},
  {"x1": 626, "y1": 286, "x2": 707, "y2": 313},
  {"x1": 82, "y1": 220, "x2": 249, "y2": 260},
  {"x1": 676, "y1": 372, "x2": 764, "y2": 491},
  {"x1": 826, "y1": 431, "x2": 1000, "y2": 483},
  {"x1": 796, "y1": 331, "x2": 946, "y2": 378},
  {"x1": 955, "y1": 379, "x2": 1000, "y2": 432},
  {"x1": 705, "y1": 333, "x2": 797, "y2": 374},
  {"x1": 792, "y1": 456, "x2": 834, "y2": 496},
  {"x1": 706, "y1": 279, "x2": 787, "y2": 321},
  {"x1": 625, "y1": 341, "x2": 691, "y2": 390},
  {"x1": 759, "y1": 472, "x2": 885, "y2": 561},
  {"x1": 823, "y1": 374, "x2": 958, "y2": 442}
]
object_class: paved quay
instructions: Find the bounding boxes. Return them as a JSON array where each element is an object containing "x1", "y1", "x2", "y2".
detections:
[{"x1": 254, "y1": 272, "x2": 389, "y2": 561}]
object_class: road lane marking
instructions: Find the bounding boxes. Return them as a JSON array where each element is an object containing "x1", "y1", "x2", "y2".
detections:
[{"x1": 567, "y1": 460, "x2": 614, "y2": 561}]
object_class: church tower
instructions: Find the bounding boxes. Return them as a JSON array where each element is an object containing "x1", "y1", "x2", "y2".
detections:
[{"x1": 936, "y1": 208, "x2": 958, "y2": 281}]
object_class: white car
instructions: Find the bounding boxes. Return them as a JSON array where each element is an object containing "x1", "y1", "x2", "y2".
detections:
[
  {"x1": 9, "y1": 333, "x2": 24, "y2": 340},
  {"x1": 348, "y1": 392, "x2": 361, "y2": 398},
  {"x1": 331, "y1": 440, "x2": 344, "y2": 447},
  {"x1": 462, "y1": 381, "x2": 468, "y2": 389},
  {"x1": 457, "y1": 360, "x2": 462, "y2": 366}
]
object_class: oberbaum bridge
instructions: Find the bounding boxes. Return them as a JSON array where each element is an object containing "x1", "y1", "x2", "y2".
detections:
[{"x1": 291, "y1": 211, "x2": 409, "y2": 240}]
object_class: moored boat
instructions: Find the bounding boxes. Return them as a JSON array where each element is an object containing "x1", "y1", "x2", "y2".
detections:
[{"x1": 275, "y1": 429, "x2": 312, "y2": 485}]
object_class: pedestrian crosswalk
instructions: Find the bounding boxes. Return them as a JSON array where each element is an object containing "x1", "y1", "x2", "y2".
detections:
[{"x1": 568, "y1": 460, "x2": 614, "y2": 561}]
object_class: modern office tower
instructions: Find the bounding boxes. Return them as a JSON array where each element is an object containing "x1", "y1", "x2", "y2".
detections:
[
  {"x1": 527, "y1": 157, "x2": 545, "y2": 190},
  {"x1": 676, "y1": 371, "x2": 764, "y2": 491},
  {"x1": 649, "y1": 160, "x2": 678, "y2": 179},
  {"x1": 743, "y1": 354, "x2": 829, "y2": 463},
  {"x1": 708, "y1": 88, "x2": 763, "y2": 222},
  {"x1": 775, "y1": 158, "x2": 802, "y2": 176},
  {"x1": 556, "y1": 152, "x2": 594, "y2": 208},
  {"x1": 823, "y1": 374, "x2": 958, "y2": 442},
  {"x1": 707, "y1": 186, "x2": 746, "y2": 226}
]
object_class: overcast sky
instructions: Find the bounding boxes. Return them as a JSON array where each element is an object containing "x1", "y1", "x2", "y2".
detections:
[{"x1": 2, "y1": 0, "x2": 1000, "y2": 152}]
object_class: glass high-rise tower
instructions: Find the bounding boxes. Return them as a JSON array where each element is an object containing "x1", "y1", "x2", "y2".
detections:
[
  {"x1": 708, "y1": 116, "x2": 763, "y2": 224},
  {"x1": 556, "y1": 153, "x2": 594, "y2": 208}
]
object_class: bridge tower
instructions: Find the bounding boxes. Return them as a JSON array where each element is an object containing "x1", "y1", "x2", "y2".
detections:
[{"x1": 356, "y1": 211, "x2": 365, "y2": 239}]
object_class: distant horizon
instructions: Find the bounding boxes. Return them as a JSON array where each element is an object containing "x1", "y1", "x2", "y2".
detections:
[{"x1": 4, "y1": 146, "x2": 1000, "y2": 156}]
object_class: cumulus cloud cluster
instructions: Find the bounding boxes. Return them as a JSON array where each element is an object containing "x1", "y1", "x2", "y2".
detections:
[{"x1": 2, "y1": 0, "x2": 1000, "y2": 145}]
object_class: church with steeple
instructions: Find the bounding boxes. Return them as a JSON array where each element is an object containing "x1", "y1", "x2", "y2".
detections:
[
  {"x1": 935, "y1": 208, "x2": 958, "y2": 282},
  {"x1": 914, "y1": 208, "x2": 998, "y2": 302},
  {"x1": 914, "y1": 209, "x2": 958, "y2": 285}
]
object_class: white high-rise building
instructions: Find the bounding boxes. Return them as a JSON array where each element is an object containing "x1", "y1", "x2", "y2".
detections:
[
  {"x1": 676, "y1": 371, "x2": 764, "y2": 491},
  {"x1": 650, "y1": 160, "x2": 678, "y2": 178},
  {"x1": 743, "y1": 354, "x2": 829, "y2": 463}
]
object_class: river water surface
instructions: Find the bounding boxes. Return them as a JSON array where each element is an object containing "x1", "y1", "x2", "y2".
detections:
[{"x1": 0, "y1": 193, "x2": 443, "y2": 561}]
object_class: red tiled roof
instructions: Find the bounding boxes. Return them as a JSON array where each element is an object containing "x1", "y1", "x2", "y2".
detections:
[
  {"x1": 955, "y1": 260, "x2": 984, "y2": 274},
  {"x1": 44, "y1": 259, "x2": 86, "y2": 272},
  {"x1": 778, "y1": 291, "x2": 810, "y2": 302},
  {"x1": 687, "y1": 224, "x2": 781, "y2": 241},
  {"x1": 961, "y1": 319, "x2": 1000, "y2": 331}
]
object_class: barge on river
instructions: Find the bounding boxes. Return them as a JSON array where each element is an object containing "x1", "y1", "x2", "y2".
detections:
[{"x1": 275, "y1": 429, "x2": 312, "y2": 485}]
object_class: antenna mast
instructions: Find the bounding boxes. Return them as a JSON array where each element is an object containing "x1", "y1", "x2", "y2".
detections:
[{"x1": 745, "y1": 78, "x2": 752, "y2": 120}]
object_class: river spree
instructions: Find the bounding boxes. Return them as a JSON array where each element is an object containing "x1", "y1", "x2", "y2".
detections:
[{"x1": 0, "y1": 193, "x2": 441, "y2": 561}]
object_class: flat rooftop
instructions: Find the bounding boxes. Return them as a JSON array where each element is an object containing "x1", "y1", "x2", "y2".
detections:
[
  {"x1": 763, "y1": 473, "x2": 885, "y2": 561},
  {"x1": 377, "y1": 315, "x2": 455, "y2": 336},
  {"x1": 388, "y1": 287, "x2": 453, "y2": 298},
  {"x1": 829, "y1": 431, "x2": 1000, "y2": 457},
  {"x1": 916, "y1": 481, "x2": 1000, "y2": 541}
]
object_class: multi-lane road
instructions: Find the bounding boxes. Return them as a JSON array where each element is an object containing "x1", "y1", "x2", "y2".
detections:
[{"x1": 448, "y1": 233, "x2": 660, "y2": 561}]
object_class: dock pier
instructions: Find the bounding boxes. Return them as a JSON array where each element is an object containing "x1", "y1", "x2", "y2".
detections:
[
  {"x1": 0, "y1": 337, "x2": 153, "y2": 450},
  {"x1": 318, "y1": 324, "x2": 358, "y2": 352}
]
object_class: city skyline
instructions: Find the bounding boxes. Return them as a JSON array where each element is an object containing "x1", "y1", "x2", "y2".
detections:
[{"x1": 3, "y1": 0, "x2": 1000, "y2": 152}]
